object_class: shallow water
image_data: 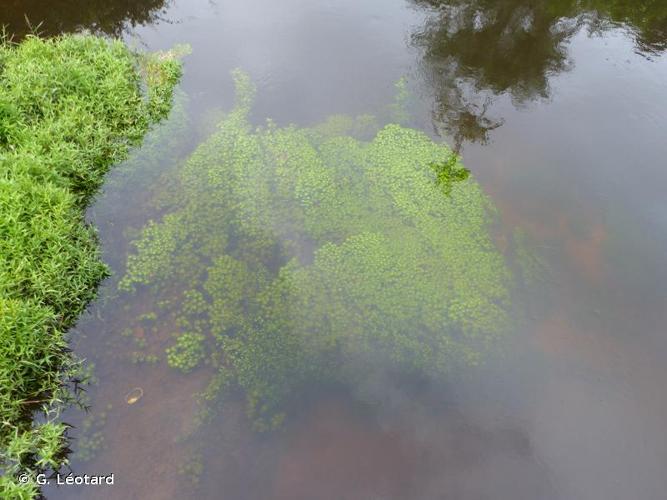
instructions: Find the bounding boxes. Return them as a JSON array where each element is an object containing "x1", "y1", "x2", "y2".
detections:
[{"x1": 3, "y1": 1, "x2": 667, "y2": 499}]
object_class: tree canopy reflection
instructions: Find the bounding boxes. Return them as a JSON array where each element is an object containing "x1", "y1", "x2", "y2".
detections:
[
  {"x1": 0, "y1": 0, "x2": 170, "y2": 38},
  {"x1": 411, "y1": 0, "x2": 667, "y2": 149}
]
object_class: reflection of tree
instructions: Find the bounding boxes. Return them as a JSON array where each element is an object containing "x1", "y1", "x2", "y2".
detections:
[
  {"x1": 1, "y1": 0, "x2": 170, "y2": 38},
  {"x1": 411, "y1": 0, "x2": 667, "y2": 149},
  {"x1": 590, "y1": 0, "x2": 667, "y2": 53}
]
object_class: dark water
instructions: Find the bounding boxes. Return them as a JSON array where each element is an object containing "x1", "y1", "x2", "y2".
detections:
[{"x1": 3, "y1": 1, "x2": 667, "y2": 499}]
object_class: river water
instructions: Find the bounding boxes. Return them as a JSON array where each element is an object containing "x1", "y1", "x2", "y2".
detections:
[{"x1": 2, "y1": 1, "x2": 667, "y2": 499}]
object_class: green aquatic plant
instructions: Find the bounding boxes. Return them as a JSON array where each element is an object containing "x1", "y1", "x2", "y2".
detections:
[
  {"x1": 122, "y1": 70, "x2": 511, "y2": 431},
  {"x1": 430, "y1": 156, "x2": 470, "y2": 195},
  {"x1": 0, "y1": 34, "x2": 180, "y2": 495},
  {"x1": 178, "y1": 451, "x2": 204, "y2": 485},
  {"x1": 75, "y1": 404, "x2": 112, "y2": 463},
  {"x1": 166, "y1": 333, "x2": 207, "y2": 373},
  {"x1": 131, "y1": 352, "x2": 160, "y2": 365},
  {"x1": 389, "y1": 76, "x2": 411, "y2": 125}
]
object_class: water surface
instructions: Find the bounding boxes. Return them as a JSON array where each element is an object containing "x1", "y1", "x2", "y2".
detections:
[{"x1": 2, "y1": 1, "x2": 667, "y2": 499}]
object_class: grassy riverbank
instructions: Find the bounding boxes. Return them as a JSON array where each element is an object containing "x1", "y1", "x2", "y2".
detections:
[{"x1": 0, "y1": 34, "x2": 180, "y2": 497}]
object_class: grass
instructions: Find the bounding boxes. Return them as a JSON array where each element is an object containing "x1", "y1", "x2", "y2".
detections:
[{"x1": 0, "y1": 34, "x2": 180, "y2": 496}]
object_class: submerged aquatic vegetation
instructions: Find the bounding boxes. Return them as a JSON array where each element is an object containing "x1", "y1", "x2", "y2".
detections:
[
  {"x1": 167, "y1": 332, "x2": 207, "y2": 373},
  {"x1": 75, "y1": 404, "x2": 112, "y2": 463},
  {"x1": 430, "y1": 156, "x2": 470, "y2": 195},
  {"x1": 121, "y1": 70, "x2": 511, "y2": 431},
  {"x1": 0, "y1": 35, "x2": 180, "y2": 495}
]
